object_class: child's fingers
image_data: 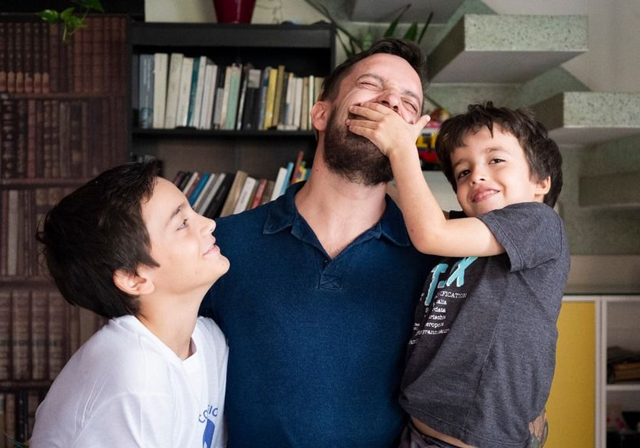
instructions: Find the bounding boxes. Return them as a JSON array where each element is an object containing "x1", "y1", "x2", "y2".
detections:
[
  {"x1": 417, "y1": 114, "x2": 431, "y2": 129},
  {"x1": 346, "y1": 118, "x2": 378, "y2": 129},
  {"x1": 349, "y1": 104, "x2": 383, "y2": 120},
  {"x1": 347, "y1": 123, "x2": 375, "y2": 141}
]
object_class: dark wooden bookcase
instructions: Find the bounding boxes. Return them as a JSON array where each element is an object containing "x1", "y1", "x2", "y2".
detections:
[
  {"x1": 0, "y1": 14, "x2": 130, "y2": 443},
  {"x1": 129, "y1": 21, "x2": 336, "y2": 181}
]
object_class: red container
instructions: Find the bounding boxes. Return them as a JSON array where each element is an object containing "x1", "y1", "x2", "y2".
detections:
[{"x1": 214, "y1": 0, "x2": 256, "y2": 23}]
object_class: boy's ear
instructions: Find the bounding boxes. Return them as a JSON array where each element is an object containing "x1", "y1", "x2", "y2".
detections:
[
  {"x1": 113, "y1": 267, "x2": 155, "y2": 296},
  {"x1": 535, "y1": 175, "x2": 552, "y2": 198},
  {"x1": 310, "y1": 100, "x2": 330, "y2": 132}
]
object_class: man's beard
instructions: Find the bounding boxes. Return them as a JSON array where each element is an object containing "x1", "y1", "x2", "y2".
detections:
[{"x1": 322, "y1": 107, "x2": 393, "y2": 186}]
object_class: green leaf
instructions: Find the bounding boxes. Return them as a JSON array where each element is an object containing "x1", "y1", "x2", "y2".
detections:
[
  {"x1": 403, "y1": 22, "x2": 418, "y2": 41},
  {"x1": 417, "y1": 11, "x2": 433, "y2": 44},
  {"x1": 74, "y1": 0, "x2": 105, "y2": 12},
  {"x1": 384, "y1": 3, "x2": 411, "y2": 37},
  {"x1": 60, "y1": 7, "x2": 77, "y2": 21},
  {"x1": 36, "y1": 9, "x2": 61, "y2": 24},
  {"x1": 66, "y1": 15, "x2": 84, "y2": 29}
]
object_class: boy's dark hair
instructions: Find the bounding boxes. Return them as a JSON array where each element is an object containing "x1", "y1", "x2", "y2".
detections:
[
  {"x1": 36, "y1": 162, "x2": 160, "y2": 318},
  {"x1": 435, "y1": 102, "x2": 563, "y2": 207},
  {"x1": 319, "y1": 38, "x2": 428, "y2": 108}
]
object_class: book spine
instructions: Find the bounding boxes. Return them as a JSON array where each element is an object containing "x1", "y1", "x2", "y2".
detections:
[
  {"x1": 48, "y1": 291, "x2": 67, "y2": 380},
  {"x1": 14, "y1": 22, "x2": 24, "y2": 94},
  {"x1": 138, "y1": 54, "x2": 154, "y2": 129},
  {"x1": 11, "y1": 290, "x2": 31, "y2": 380},
  {"x1": 23, "y1": 22, "x2": 33, "y2": 94},
  {"x1": 1, "y1": 99, "x2": 17, "y2": 179},
  {"x1": 0, "y1": 23, "x2": 7, "y2": 92},
  {"x1": 0, "y1": 291, "x2": 10, "y2": 380},
  {"x1": 81, "y1": 19, "x2": 93, "y2": 93},
  {"x1": 152, "y1": 53, "x2": 169, "y2": 129},
  {"x1": 26, "y1": 100, "x2": 36, "y2": 178},
  {"x1": 15, "y1": 99, "x2": 27, "y2": 178},
  {"x1": 92, "y1": 16, "x2": 104, "y2": 93},
  {"x1": 47, "y1": 23, "x2": 59, "y2": 93},
  {"x1": 163, "y1": 53, "x2": 184, "y2": 129},
  {"x1": 30, "y1": 291, "x2": 48, "y2": 380}
]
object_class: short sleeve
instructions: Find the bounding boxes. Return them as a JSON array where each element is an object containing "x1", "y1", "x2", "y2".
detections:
[{"x1": 478, "y1": 202, "x2": 565, "y2": 272}]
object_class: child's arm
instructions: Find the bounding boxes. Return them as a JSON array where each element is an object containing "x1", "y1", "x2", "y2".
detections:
[{"x1": 347, "y1": 102, "x2": 504, "y2": 258}]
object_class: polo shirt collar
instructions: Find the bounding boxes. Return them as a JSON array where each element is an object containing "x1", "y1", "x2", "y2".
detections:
[{"x1": 263, "y1": 181, "x2": 411, "y2": 248}]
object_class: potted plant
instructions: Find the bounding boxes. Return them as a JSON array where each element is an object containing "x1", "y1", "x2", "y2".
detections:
[{"x1": 37, "y1": 0, "x2": 105, "y2": 43}]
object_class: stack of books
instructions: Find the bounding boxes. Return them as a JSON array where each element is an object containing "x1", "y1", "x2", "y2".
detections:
[
  {"x1": 171, "y1": 150, "x2": 310, "y2": 219},
  {"x1": 134, "y1": 54, "x2": 323, "y2": 132}
]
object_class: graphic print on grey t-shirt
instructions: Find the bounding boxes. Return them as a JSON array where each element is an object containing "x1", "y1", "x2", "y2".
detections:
[{"x1": 409, "y1": 256, "x2": 477, "y2": 345}]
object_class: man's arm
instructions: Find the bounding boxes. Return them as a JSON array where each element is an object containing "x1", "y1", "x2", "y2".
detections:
[{"x1": 347, "y1": 102, "x2": 504, "y2": 257}]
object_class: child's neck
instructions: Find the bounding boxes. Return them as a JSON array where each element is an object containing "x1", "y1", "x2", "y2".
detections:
[{"x1": 136, "y1": 295, "x2": 201, "y2": 360}]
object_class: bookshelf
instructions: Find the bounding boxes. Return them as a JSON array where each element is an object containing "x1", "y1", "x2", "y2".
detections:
[
  {"x1": 129, "y1": 21, "x2": 335, "y2": 184},
  {"x1": 0, "y1": 14, "x2": 130, "y2": 443}
]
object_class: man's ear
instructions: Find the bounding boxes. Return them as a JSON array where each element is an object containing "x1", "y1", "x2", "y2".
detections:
[
  {"x1": 113, "y1": 267, "x2": 155, "y2": 296},
  {"x1": 310, "y1": 101, "x2": 330, "y2": 132},
  {"x1": 535, "y1": 175, "x2": 552, "y2": 198}
]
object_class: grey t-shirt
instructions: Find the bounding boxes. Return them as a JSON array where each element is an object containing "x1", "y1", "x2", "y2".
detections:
[{"x1": 400, "y1": 202, "x2": 570, "y2": 448}]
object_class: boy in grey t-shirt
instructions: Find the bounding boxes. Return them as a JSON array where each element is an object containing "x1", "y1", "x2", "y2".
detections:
[{"x1": 346, "y1": 102, "x2": 569, "y2": 447}]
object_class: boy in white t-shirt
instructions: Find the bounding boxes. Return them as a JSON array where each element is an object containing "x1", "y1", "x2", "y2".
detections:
[{"x1": 31, "y1": 162, "x2": 230, "y2": 447}]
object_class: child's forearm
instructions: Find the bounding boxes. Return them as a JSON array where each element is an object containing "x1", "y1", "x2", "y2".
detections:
[
  {"x1": 389, "y1": 148, "x2": 448, "y2": 254},
  {"x1": 389, "y1": 147, "x2": 504, "y2": 257}
]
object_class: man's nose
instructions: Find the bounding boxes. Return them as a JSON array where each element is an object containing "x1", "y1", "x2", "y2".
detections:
[{"x1": 377, "y1": 90, "x2": 401, "y2": 112}]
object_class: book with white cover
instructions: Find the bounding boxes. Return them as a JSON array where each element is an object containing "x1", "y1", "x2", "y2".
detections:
[
  {"x1": 218, "y1": 65, "x2": 233, "y2": 130},
  {"x1": 232, "y1": 176, "x2": 257, "y2": 215},
  {"x1": 163, "y1": 53, "x2": 184, "y2": 129},
  {"x1": 175, "y1": 57, "x2": 194, "y2": 127},
  {"x1": 293, "y1": 77, "x2": 303, "y2": 130},
  {"x1": 152, "y1": 53, "x2": 168, "y2": 128},
  {"x1": 271, "y1": 167, "x2": 288, "y2": 201},
  {"x1": 200, "y1": 63, "x2": 218, "y2": 130}
]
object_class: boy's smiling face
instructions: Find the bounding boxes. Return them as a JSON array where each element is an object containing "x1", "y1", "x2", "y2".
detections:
[
  {"x1": 451, "y1": 125, "x2": 551, "y2": 217},
  {"x1": 140, "y1": 178, "x2": 229, "y2": 298}
]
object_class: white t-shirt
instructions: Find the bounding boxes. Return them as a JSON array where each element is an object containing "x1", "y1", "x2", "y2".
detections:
[{"x1": 30, "y1": 316, "x2": 228, "y2": 448}]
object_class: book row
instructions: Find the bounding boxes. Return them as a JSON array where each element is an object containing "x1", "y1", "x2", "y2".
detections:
[
  {"x1": 0, "y1": 16, "x2": 128, "y2": 95},
  {"x1": 0, "y1": 97, "x2": 127, "y2": 179},
  {"x1": 0, "y1": 389, "x2": 44, "y2": 447},
  {"x1": 0, "y1": 289, "x2": 106, "y2": 382},
  {"x1": 134, "y1": 53, "x2": 324, "y2": 132},
  {"x1": 171, "y1": 150, "x2": 310, "y2": 219},
  {"x1": 0, "y1": 187, "x2": 75, "y2": 277}
]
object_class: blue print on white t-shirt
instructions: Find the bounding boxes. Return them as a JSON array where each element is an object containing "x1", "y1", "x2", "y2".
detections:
[{"x1": 200, "y1": 405, "x2": 218, "y2": 448}]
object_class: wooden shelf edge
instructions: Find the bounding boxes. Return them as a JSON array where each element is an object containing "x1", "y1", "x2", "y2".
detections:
[
  {"x1": 0, "y1": 178, "x2": 91, "y2": 187},
  {"x1": 0, "y1": 380, "x2": 53, "y2": 391},
  {"x1": 132, "y1": 129, "x2": 316, "y2": 139}
]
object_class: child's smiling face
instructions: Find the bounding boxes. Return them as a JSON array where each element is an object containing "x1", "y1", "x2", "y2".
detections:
[{"x1": 451, "y1": 125, "x2": 551, "y2": 217}]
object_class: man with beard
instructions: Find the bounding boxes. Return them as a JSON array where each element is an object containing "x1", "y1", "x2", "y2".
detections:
[{"x1": 199, "y1": 38, "x2": 439, "y2": 448}]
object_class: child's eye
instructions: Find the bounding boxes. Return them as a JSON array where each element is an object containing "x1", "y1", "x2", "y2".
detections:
[
  {"x1": 456, "y1": 170, "x2": 470, "y2": 179},
  {"x1": 490, "y1": 158, "x2": 505, "y2": 164},
  {"x1": 178, "y1": 218, "x2": 188, "y2": 230}
]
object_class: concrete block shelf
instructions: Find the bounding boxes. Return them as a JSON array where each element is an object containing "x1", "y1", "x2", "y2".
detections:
[
  {"x1": 428, "y1": 14, "x2": 587, "y2": 83},
  {"x1": 530, "y1": 92, "x2": 640, "y2": 145}
]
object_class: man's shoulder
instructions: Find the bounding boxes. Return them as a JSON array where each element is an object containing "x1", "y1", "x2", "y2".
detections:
[{"x1": 215, "y1": 202, "x2": 273, "y2": 235}]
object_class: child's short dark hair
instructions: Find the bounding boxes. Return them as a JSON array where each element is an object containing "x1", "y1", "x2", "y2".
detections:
[
  {"x1": 319, "y1": 38, "x2": 427, "y2": 108},
  {"x1": 435, "y1": 102, "x2": 563, "y2": 207},
  {"x1": 36, "y1": 162, "x2": 160, "y2": 318}
]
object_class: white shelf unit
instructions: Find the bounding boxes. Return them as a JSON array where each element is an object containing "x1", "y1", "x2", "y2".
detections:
[{"x1": 600, "y1": 295, "x2": 640, "y2": 446}]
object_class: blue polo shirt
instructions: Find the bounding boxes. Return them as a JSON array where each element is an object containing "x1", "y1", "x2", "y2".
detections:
[{"x1": 200, "y1": 182, "x2": 438, "y2": 448}]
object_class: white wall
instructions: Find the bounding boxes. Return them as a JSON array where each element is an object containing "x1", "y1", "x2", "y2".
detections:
[{"x1": 484, "y1": 0, "x2": 640, "y2": 93}]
